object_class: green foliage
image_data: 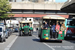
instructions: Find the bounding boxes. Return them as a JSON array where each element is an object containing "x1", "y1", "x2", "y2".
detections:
[
  {"x1": 0, "y1": 13, "x2": 10, "y2": 19},
  {"x1": 0, "y1": 0, "x2": 11, "y2": 19}
]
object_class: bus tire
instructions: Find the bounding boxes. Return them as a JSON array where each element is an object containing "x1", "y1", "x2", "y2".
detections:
[
  {"x1": 64, "y1": 37, "x2": 69, "y2": 40},
  {"x1": 19, "y1": 31, "x2": 22, "y2": 36},
  {"x1": 0, "y1": 38, "x2": 3, "y2": 42},
  {"x1": 19, "y1": 33, "x2": 21, "y2": 36},
  {"x1": 19, "y1": 32, "x2": 21, "y2": 36},
  {"x1": 29, "y1": 34, "x2": 32, "y2": 36},
  {"x1": 40, "y1": 39, "x2": 43, "y2": 42},
  {"x1": 3, "y1": 38, "x2": 6, "y2": 42},
  {"x1": 29, "y1": 33, "x2": 32, "y2": 36},
  {"x1": 40, "y1": 37, "x2": 43, "y2": 42}
]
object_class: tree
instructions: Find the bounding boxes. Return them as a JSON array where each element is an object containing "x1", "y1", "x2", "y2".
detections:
[{"x1": 0, "y1": 0, "x2": 11, "y2": 24}]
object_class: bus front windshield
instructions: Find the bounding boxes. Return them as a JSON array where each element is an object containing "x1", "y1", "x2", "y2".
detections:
[{"x1": 67, "y1": 19, "x2": 75, "y2": 26}]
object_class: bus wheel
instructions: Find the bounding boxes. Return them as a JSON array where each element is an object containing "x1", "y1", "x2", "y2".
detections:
[
  {"x1": 29, "y1": 32, "x2": 32, "y2": 36},
  {"x1": 29, "y1": 34, "x2": 32, "y2": 36},
  {"x1": 0, "y1": 38, "x2": 3, "y2": 42},
  {"x1": 60, "y1": 41, "x2": 62, "y2": 43},
  {"x1": 40, "y1": 39, "x2": 43, "y2": 42},
  {"x1": 3, "y1": 38, "x2": 6, "y2": 42},
  {"x1": 19, "y1": 31, "x2": 22, "y2": 36},
  {"x1": 19, "y1": 33, "x2": 21, "y2": 36},
  {"x1": 40, "y1": 37, "x2": 43, "y2": 42}
]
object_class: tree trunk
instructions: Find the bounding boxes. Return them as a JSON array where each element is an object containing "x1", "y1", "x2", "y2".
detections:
[{"x1": 4, "y1": 19, "x2": 6, "y2": 31}]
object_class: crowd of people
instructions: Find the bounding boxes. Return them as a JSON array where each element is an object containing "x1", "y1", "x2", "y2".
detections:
[{"x1": 42, "y1": 21, "x2": 66, "y2": 39}]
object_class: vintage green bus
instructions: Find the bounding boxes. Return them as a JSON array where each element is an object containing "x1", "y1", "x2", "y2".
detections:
[
  {"x1": 38, "y1": 15, "x2": 66, "y2": 42},
  {"x1": 19, "y1": 21, "x2": 33, "y2": 36}
]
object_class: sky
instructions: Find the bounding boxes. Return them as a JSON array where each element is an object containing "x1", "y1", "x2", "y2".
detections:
[{"x1": 55, "y1": 0, "x2": 67, "y2": 2}]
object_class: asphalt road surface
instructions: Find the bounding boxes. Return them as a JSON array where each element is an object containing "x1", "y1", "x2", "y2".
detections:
[{"x1": 0, "y1": 32, "x2": 75, "y2": 50}]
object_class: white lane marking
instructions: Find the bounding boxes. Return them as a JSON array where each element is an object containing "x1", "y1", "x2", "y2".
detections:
[
  {"x1": 33, "y1": 35, "x2": 39, "y2": 39},
  {"x1": 43, "y1": 43, "x2": 55, "y2": 50},
  {"x1": 4, "y1": 36, "x2": 18, "y2": 50},
  {"x1": 33, "y1": 35, "x2": 55, "y2": 50}
]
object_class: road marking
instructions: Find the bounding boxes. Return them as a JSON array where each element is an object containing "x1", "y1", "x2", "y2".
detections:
[
  {"x1": 4, "y1": 36, "x2": 18, "y2": 50},
  {"x1": 43, "y1": 43, "x2": 55, "y2": 50},
  {"x1": 33, "y1": 35, "x2": 39, "y2": 39},
  {"x1": 33, "y1": 35, "x2": 55, "y2": 50}
]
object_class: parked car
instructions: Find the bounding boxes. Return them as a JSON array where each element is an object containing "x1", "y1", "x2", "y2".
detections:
[
  {"x1": 14, "y1": 27, "x2": 19, "y2": 32},
  {"x1": 0, "y1": 26, "x2": 6, "y2": 42},
  {"x1": 7, "y1": 28, "x2": 12, "y2": 36},
  {"x1": 5, "y1": 29, "x2": 9, "y2": 39}
]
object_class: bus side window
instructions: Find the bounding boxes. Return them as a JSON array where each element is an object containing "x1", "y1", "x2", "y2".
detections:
[{"x1": 67, "y1": 21, "x2": 70, "y2": 25}]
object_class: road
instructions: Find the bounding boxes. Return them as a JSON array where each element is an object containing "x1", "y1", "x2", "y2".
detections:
[
  {"x1": 0, "y1": 32, "x2": 75, "y2": 50},
  {"x1": 0, "y1": 33, "x2": 18, "y2": 50}
]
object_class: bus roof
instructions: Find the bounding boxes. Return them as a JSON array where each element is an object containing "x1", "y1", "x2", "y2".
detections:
[{"x1": 43, "y1": 15, "x2": 65, "y2": 20}]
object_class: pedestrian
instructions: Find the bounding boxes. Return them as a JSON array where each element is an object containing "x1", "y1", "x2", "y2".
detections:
[
  {"x1": 60, "y1": 23, "x2": 66, "y2": 31},
  {"x1": 42, "y1": 21, "x2": 49, "y2": 29},
  {"x1": 51, "y1": 23, "x2": 56, "y2": 39},
  {"x1": 55, "y1": 23, "x2": 60, "y2": 38}
]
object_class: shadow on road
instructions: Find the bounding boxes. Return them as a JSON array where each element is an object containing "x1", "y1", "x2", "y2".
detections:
[
  {"x1": 18, "y1": 35, "x2": 33, "y2": 37},
  {"x1": 64, "y1": 38, "x2": 75, "y2": 44},
  {"x1": 65, "y1": 40, "x2": 75, "y2": 44},
  {"x1": 32, "y1": 39, "x2": 40, "y2": 42},
  {"x1": 32, "y1": 39, "x2": 62, "y2": 43}
]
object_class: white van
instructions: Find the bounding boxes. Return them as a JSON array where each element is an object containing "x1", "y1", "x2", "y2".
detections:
[
  {"x1": 0, "y1": 26, "x2": 6, "y2": 42},
  {"x1": 6, "y1": 20, "x2": 19, "y2": 27}
]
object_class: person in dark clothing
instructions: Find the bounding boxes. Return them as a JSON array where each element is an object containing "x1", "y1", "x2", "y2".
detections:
[
  {"x1": 50, "y1": 25, "x2": 52, "y2": 38},
  {"x1": 42, "y1": 21, "x2": 49, "y2": 29},
  {"x1": 51, "y1": 23, "x2": 56, "y2": 39}
]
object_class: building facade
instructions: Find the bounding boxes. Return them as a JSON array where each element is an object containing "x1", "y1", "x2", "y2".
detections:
[
  {"x1": 9, "y1": 0, "x2": 55, "y2": 2},
  {"x1": 8, "y1": 0, "x2": 70, "y2": 19},
  {"x1": 8, "y1": 0, "x2": 69, "y2": 30}
]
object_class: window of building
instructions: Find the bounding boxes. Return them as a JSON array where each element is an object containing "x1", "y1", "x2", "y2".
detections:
[
  {"x1": 31, "y1": 0, "x2": 38, "y2": 2},
  {"x1": 45, "y1": 10, "x2": 56, "y2": 14},
  {"x1": 14, "y1": 0, "x2": 16, "y2": 2},
  {"x1": 12, "y1": 10, "x2": 22, "y2": 13},
  {"x1": 56, "y1": 10, "x2": 67, "y2": 14},
  {"x1": 22, "y1": 0, "x2": 29, "y2": 1},
  {"x1": 22, "y1": 0, "x2": 24, "y2": 1},
  {"x1": 44, "y1": 0, "x2": 49, "y2": 1},
  {"x1": 9, "y1": 0, "x2": 13, "y2": 2},
  {"x1": 23, "y1": 10, "x2": 33, "y2": 13},
  {"x1": 34, "y1": 10, "x2": 44, "y2": 14}
]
